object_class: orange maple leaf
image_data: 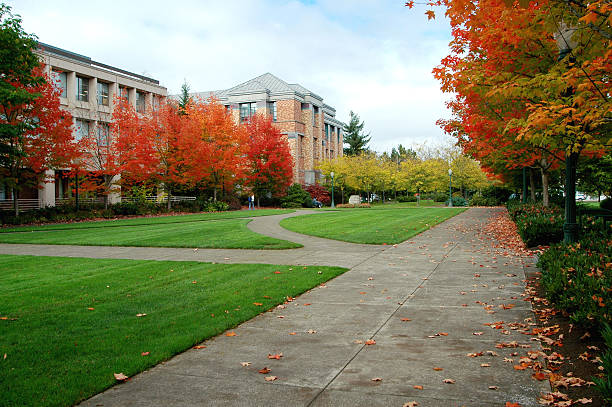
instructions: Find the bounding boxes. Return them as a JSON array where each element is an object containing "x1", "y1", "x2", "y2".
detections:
[{"x1": 425, "y1": 10, "x2": 436, "y2": 20}]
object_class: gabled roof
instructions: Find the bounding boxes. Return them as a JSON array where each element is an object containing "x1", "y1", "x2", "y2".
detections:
[{"x1": 225, "y1": 73, "x2": 294, "y2": 96}]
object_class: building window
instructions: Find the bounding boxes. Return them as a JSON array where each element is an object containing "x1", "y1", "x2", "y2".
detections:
[
  {"x1": 118, "y1": 86, "x2": 128, "y2": 101},
  {"x1": 97, "y1": 82, "x2": 109, "y2": 106},
  {"x1": 0, "y1": 183, "x2": 5, "y2": 200},
  {"x1": 337, "y1": 133, "x2": 340, "y2": 145},
  {"x1": 301, "y1": 103, "x2": 309, "y2": 110},
  {"x1": 239, "y1": 102, "x2": 256, "y2": 122},
  {"x1": 76, "y1": 76, "x2": 89, "y2": 102},
  {"x1": 52, "y1": 70, "x2": 67, "y2": 98},
  {"x1": 325, "y1": 124, "x2": 329, "y2": 139},
  {"x1": 75, "y1": 119, "x2": 90, "y2": 140},
  {"x1": 312, "y1": 106, "x2": 319, "y2": 126},
  {"x1": 97, "y1": 122, "x2": 110, "y2": 146},
  {"x1": 225, "y1": 105, "x2": 231, "y2": 114},
  {"x1": 268, "y1": 102, "x2": 277, "y2": 122},
  {"x1": 136, "y1": 91, "x2": 145, "y2": 113}
]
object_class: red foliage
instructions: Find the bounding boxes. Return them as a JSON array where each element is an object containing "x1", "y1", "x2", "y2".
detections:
[
  {"x1": 244, "y1": 115, "x2": 293, "y2": 197},
  {"x1": 304, "y1": 184, "x2": 330, "y2": 205},
  {"x1": 0, "y1": 64, "x2": 76, "y2": 202}
]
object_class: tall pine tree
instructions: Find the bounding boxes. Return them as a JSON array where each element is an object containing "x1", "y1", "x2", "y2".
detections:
[{"x1": 343, "y1": 111, "x2": 370, "y2": 156}]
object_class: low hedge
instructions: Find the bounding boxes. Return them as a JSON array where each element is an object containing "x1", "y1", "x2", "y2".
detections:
[
  {"x1": 508, "y1": 203, "x2": 564, "y2": 247},
  {"x1": 537, "y1": 233, "x2": 611, "y2": 328}
]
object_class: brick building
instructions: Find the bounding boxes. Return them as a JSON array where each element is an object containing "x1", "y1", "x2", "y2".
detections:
[
  {"x1": 0, "y1": 43, "x2": 168, "y2": 210},
  {"x1": 193, "y1": 73, "x2": 344, "y2": 185}
]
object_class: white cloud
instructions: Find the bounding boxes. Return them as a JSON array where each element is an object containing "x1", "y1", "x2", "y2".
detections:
[{"x1": 9, "y1": 0, "x2": 455, "y2": 153}]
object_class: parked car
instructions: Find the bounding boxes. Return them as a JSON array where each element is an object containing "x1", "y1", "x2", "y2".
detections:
[{"x1": 576, "y1": 192, "x2": 587, "y2": 201}]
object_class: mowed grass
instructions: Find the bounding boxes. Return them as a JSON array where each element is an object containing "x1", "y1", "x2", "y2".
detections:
[
  {"x1": 0, "y1": 255, "x2": 347, "y2": 407},
  {"x1": 0, "y1": 209, "x2": 294, "y2": 232},
  {"x1": 280, "y1": 207, "x2": 466, "y2": 244},
  {"x1": 0, "y1": 210, "x2": 300, "y2": 249}
]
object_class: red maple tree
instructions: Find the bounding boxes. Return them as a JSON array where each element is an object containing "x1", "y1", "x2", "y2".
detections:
[
  {"x1": 243, "y1": 114, "x2": 293, "y2": 206},
  {"x1": 0, "y1": 65, "x2": 76, "y2": 215}
]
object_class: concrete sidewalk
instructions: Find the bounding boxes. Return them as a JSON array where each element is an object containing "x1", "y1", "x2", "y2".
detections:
[{"x1": 70, "y1": 208, "x2": 549, "y2": 406}]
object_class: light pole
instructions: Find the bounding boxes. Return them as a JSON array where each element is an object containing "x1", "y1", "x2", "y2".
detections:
[
  {"x1": 448, "y1": 168, "x2": 453, "y2": 207},
  {"x1": 330, "y1": 171, "x2": 335, "y2": 208}
]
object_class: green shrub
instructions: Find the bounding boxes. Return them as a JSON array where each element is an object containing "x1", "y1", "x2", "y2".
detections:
[
  {"x1": 397, "y1": 195, "x2": 417, "y2": 203},
  {"x1": 469, "y1": 194, "x2": 497, "y2": 206},
  {"x1": 601, "y1": 198, "x2": 612, "y2": 211},
  {"x1": 594, "y1": 323, "x2": 612, "y2": 403},
  {"x1": 281, "y1": 184, "x2": 311, "y2": 208},
  {"x1": 537, "y1": 233, "x2": 611, "y2": 328},
  {"x1": 446, "y1": 196, "x2": 467, "y2": 207},
  {"x1": 432, "y1": 192, "x2": 449, "y2": 202},
  {"x1": 508, "y1": 203, "x2": 564, "y2": 247}
]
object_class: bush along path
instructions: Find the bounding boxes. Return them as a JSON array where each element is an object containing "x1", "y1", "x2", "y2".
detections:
[
  {"x1": 78, "y1": 208, "x2": 550, "y2": 407},
  {"x1": 486, "y1": 209, "x2": 609, "y2": 406}
]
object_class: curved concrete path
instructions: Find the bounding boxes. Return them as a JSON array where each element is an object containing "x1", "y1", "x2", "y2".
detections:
[
  {"x1": 0, "y1": 210, "x2": 384, "y2": 268},
  {"x1": 1, "y1": 208, "x2": 550, "y2": 406}
]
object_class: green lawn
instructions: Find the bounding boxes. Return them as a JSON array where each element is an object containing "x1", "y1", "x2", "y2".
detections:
[
  {"x1": 280, "y1": 207, "x2": 466, "y2": 244},
  {"x1": 0, "y1": 211, "x2": 300, "y2": 249},
  {"x1": 0, "y1": 208, "x2": 294, "y2": 233},
  {"x1": 0, "y1": 255, "x2": 347, "y2": 406}
]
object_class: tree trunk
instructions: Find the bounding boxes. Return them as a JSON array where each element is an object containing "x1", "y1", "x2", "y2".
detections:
[
  {"x1": 12, "y1": 187, "x2": 19, "y2": 217},
  {"x1": 167, "y1": 187, "x2": 172, "y2": 210},
  {"x1": 341, "y1": 186, "x2": 345, "y2": 204},
  {"x1": 257, "y1": 196, "x2": 260, "y2": 208},
  {"x1": 213, "y1": 188, "x2": 217, "y2": 202},
  {"x1": 529, "y1": 169, "x2": 536, "y2": 202},
  {"x1": 541, "y1": 169, "x2": 550, "y2": 207}
]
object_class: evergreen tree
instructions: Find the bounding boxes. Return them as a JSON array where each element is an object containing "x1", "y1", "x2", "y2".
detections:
[
  {"x1": 343, "y1": 111, "x2": 371, "y2": 156},
  {"x1": 390, "y1": 144, "x2": 417, "y2": 165},
  {"x1": 177, "y1": 80, "x2": 191, "y2": 115}
]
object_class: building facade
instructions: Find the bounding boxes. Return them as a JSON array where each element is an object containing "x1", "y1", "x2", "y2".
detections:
[
  {"x1": 194, "y1": 73, "x2": 344, "y2": 185},
  {"x1": 0, "y1": 43, "x2": 168, "y2": 210}
]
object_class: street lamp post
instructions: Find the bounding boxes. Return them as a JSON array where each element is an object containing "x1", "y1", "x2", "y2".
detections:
[
  {"x1": 448, "y1": 168, "x2": 453, "y2": 208},
  {"x1": 330, "y1": 171, "x2": 335, "y2": 208},
  {"x1": 555, "y1": 22, "x2": 579, "y2": 243}
]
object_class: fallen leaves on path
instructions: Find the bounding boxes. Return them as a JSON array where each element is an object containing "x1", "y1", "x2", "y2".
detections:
[
  {"x1": 264, "y1": 375, "x2": 277, "y2": 381},
  {"x1": 225, "y1": 332, "x2": 237, "y2": 337},
  {"x1": 241, "y1": 362, "x2": 251, "y2": 367},
  {"x1": 413, "y1": 385, "x2": 423, "y2": 389},
  {"x1": 371, "y1": 377, "x2": 383, "y2": 382},
  {"x1": 267, "y1": 353, "x2": 283, "y2": 360},
  {"x1": 365, "y1": 339, "x2": 376, "y2": 345},
  {"x1": 258, "y1": 367, "x2": 271, "y2": 374},
  {"x1": 443, "y1": 378, "x2": 456, "y2": 384},
  {"x1": 113, "y1": 373, "x2": 128, "y2": 381},
  {"x1": 193, "y1": 345, "x2": 206, "y2": 349},
  {"x1": 403, "y1": 402, "x2": 419, "y2": 407}
]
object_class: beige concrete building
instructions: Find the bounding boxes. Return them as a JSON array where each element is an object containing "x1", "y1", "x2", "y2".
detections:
[
  {"x1": 193, "y1": 73, "x2": 344, "y2": 184},
  {"x1": 0, "y1": 43, "x2": 168, "y2": 210}
]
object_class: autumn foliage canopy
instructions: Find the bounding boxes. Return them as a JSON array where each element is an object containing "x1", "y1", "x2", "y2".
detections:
[{"x1": 409, "y1": 0, "x2": 611, "y2": 192}]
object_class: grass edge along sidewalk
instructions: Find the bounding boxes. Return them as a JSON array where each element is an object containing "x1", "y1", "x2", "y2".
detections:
[
  {"x1": 0, "y1": 218, "x2": 301, "y2": 250},
  {"x1": 280, "y1": 207, "x2": 466, "y2": 244},
  {"x1": 0, "y1": 254, "x2": 347, "y2": 407},
  {"x1": 0, "y1": 209, "x2": 296, "y2": 233}
]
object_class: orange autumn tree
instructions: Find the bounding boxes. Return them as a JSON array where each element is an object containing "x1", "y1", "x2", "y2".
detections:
[
  {"x1": 0, "y1": 65, "x2": 76, "y2": 215},
  {"x1": 112, "y1": 99, "x2": 190, "y2": 209},
  {"x1": 189, "y1": 98, "x2": 247, "y2": 201},
  {"x1": 410, "y1": 0, "x2": 610, "y2": 214},
  {"x1": 244, "y1": 114, "x2": 294, "y2": 207}
]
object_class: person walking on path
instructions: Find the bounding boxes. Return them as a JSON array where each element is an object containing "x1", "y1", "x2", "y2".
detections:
[
  {"x1": 251, "y1": 193, "x2": 256, "y2": 210},
  {"x1": 247, "y1": 194, "x2": 253, "y2": 210}
]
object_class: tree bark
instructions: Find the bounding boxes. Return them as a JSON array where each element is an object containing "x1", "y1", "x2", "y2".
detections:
[
  {"x1": 12, "y1": 187, "x2": 19, "y2": 217},
  {"x1": 167, "y1": 186, "x2": 172, "y2": 210},
  {"x1": 529, "y1": 169, "x2": 536, "y2": 202},
  {"x1": 541, "y1": 169, "x2": 550, "y2": 207}
]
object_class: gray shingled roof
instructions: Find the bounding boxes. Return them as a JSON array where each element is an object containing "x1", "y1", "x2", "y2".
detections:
[{"x1": 225, "y1": 73, "x2": 293, "y2": 95}]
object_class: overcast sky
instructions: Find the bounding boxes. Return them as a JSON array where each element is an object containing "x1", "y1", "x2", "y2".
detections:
[{"x1": 9, "y1": 0, "x2": 454, "y2": 153}]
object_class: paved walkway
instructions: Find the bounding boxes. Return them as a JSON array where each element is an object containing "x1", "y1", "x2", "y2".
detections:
[{"x1": 2, "y1": 208, "x2": 550, "y2": 406}]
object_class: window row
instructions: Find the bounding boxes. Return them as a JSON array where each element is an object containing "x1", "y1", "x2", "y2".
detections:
[
  {"x1": 74, "y1": 119, "x2": 111, "y2": 146},
  {"x1": 51, "y1": 70, "x2": 148, "y2": 110}
]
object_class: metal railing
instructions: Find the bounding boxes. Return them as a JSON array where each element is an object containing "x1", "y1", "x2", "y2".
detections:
[{"x1": 0, "y1": 199, "x2": 41, "y2": 211}]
